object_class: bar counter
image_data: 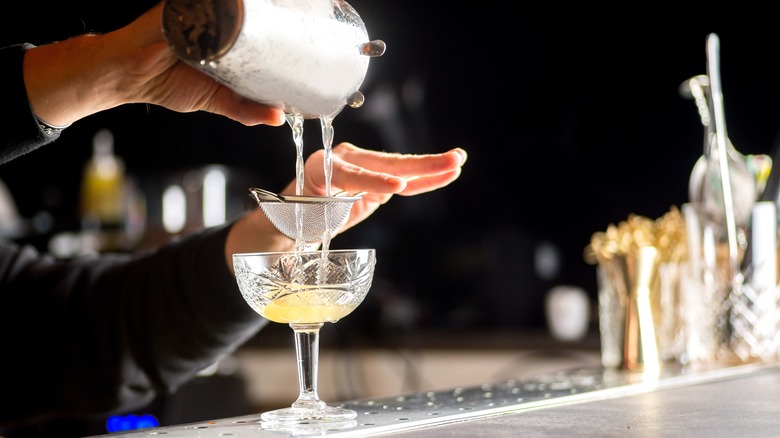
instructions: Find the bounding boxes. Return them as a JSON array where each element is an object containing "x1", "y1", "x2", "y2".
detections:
[{"x1": 90, "y1": 360, "x2": 780, "y2": 437}]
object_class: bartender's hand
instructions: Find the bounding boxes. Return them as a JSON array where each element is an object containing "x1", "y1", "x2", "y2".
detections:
[
  {"x1": 22, "y1": 2, "x2": 286, "y2": 128},
  {"x1": 224, "y1": 143, "x2": 468, "y2": 270}
]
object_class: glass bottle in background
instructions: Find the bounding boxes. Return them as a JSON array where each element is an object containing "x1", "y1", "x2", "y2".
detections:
[{"x1": 79, "y1": 129, "x2": 127, "y2": 252}]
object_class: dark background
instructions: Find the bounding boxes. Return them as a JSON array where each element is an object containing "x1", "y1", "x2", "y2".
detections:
[
  {"x1": 6, "y1": 3, "x2": 780, "y2": 435},
  {"x1": 4, "y1": 4, "x2": 780, "y2": 334}
]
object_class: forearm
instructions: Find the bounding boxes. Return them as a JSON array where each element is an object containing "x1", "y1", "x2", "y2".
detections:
[
  {"x1": 23, "y1": 33, "x2": 126, "y2": 128},
  {"x1": 15, "y1": 0, "x2": 284, "y2": 150}
]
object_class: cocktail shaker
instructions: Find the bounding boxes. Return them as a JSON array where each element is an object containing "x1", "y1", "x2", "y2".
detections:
[{"x1": 162, "y1": 0, "x2": 385, "y2": 118}]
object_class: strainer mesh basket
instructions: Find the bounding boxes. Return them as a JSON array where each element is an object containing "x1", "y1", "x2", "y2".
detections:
[{"x1": 250, "y1": 188, "x2": 359, "y2": 243}]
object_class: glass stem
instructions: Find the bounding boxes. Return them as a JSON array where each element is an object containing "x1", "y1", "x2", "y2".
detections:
[{"x1": 290, "y1": 323, "x2": 326, "y2": 410}]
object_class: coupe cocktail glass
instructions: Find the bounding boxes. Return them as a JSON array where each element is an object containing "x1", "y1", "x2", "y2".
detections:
[{"x1": 233, "y1": 249, "x2": 376, "y2": 424}]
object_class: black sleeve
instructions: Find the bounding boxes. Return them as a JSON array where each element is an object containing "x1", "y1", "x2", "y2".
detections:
[
  {"x1": 0, "y1": 221, "x2": 267, "y2": 430},
  {"x1": 0, "y1": 43, "x2": 64, "y2": 165}
]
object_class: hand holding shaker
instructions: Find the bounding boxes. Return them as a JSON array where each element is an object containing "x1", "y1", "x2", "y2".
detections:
[{"x1": 161, "y1": 0, "x2": 386, "y2": 118}]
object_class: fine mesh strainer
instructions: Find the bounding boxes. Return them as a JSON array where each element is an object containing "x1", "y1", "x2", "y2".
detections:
[{"x1": 250, "y1": 187, "x2": 360, "y2": 243}]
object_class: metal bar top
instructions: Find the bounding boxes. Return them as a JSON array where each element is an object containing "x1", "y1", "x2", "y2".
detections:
[{"x1": 88, "y1": 361, "x2": 780, "y2": 437}]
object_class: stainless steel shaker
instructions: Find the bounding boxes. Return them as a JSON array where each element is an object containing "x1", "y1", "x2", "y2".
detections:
[{"x1": 162, "y1": 0, "x2": 385, "y2": 118}]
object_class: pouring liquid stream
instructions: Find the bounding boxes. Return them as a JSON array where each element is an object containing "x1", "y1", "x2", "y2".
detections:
[{"x1": 288, "y1": 111, "x2": 340, "y2": 253}]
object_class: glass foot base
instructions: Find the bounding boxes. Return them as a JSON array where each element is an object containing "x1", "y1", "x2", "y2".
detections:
[
  {"x1": 261, "y1": 405, "x2": 357, "y2": 424},
  {"x1": 260, "y1": 419, "x2": 358, "y2": 434}
]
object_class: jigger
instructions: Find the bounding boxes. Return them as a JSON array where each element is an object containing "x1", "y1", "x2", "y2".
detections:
[{"x1": 162, "y1": 0, "x2": 386, "y2": 118}]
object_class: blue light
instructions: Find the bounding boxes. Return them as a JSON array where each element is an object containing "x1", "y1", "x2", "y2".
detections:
[{"x1": 106, "y1": 413, "x2": 160, "y2": 432}]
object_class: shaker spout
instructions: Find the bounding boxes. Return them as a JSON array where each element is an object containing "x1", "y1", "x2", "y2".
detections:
[
  {"x1": 361, "y1": 40, "x2": 386, "y2": 57},
  {"x1": 346, "y1": 91, "x2": 365, "y2": 109}
]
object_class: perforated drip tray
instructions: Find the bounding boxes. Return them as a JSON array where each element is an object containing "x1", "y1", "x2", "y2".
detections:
[{"x1": 89, "y1": 362, "x2": 775, "y2": 437}]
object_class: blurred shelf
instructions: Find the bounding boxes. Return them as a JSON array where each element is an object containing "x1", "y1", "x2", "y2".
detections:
[{"x1": 243, "y1": 325, "x2": 602, "y2": 351}]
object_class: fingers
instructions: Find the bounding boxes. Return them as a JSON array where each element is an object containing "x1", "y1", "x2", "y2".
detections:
[
  {"x1": 325, "y1": 143, "x2": 466, "y2": 194},
  {"x1": 208, "y1": 89, "x2": 287, "y2": 126},
  {"x1": 302, "y1": 158, "x2": 408, "y2": 196},
  {"x1": 398, "y1": 167, "x2": 463, "y2": 196},
  {"x1": 294, "y1": 143, "x2": 467, "y2": 199},
  {"x1": 332, "y1": 143, "x2": 467, "y2": 178},
  {"x1": 127, "y1": 2, "x2": 287, "y2": 127},
  {"x1": 296, "y1": 144, "x2": 468, "y2": 236}
]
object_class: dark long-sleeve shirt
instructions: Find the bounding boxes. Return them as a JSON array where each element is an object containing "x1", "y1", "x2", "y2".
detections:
[
  {"x1": 0, "y1": 225, "x2": 267, "y2": 431},
  {"x1": 0, "y1": 6, "x2": 268, "y2": 434},
  {"x1": 0, "y1": 43, "x2": 65, "y2": 163}
]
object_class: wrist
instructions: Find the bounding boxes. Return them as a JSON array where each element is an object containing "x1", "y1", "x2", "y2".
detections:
[{"x1": 225, "y1": 210, "x2": 296, "y2": 273}]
